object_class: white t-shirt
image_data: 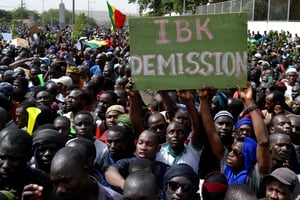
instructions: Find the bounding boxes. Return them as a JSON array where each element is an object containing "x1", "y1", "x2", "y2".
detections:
[{"x1": 155, "y1": 142, "x2": 202, "y2": 174}]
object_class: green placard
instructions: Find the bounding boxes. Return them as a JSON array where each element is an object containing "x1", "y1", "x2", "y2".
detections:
[{"x1": 129, "y1": 13, "x2": 248, "y2": 90}]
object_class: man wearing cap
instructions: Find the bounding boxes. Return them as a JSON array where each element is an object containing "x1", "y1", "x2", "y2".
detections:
[
  {"x1": 99, "y1": 105, "x2": 126, "y2": 143},
  {"x1": 284, "y1": 67, "x2": 299, "y2": 101},
  {"x1": 261, "y1": 167, "x2": 299, "y2": 200},
  {"x1": 66, "y1": 66, "x2": 83, "y2": 88},
  {"x1": 51, "y1": 76, "x2": 73, "y2": 105}
]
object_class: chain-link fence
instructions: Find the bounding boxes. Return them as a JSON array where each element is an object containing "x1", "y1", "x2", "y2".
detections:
[{"x1": 196, "y1": 0, "x2": 300, "y2": 21}]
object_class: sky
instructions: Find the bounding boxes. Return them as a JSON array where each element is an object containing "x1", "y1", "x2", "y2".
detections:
[{"x1": 0, "y1": 0, "x2": 139, "y2": 14}]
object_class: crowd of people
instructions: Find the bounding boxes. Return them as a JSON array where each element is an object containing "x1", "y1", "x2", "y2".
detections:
[{"x1": 0, "y1": 22, "x2": 299, "y2": 200}]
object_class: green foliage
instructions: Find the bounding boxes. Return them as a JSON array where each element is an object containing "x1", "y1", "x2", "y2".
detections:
[
  {"x1": 267, "y1": 30, "x2": 288, "y2": 48},
  {"x1": 128, "y1": 0, "x2": 200, "y2": 16},
  {"x1": 12, "y1": 7, "x2": 29, "y2": 20},
  {"x1": 40, "y1": 9, "x2": 73, "y2": 25},
  {"x1": 72, "y1": 13, "x2": 86, "y2": 41},
  {"x1": 0, "y1": 9, "x2": 13, "y2": 23},
  {"x1": 10, "y1": 24, "x2": 18, "y2": 38},
  {"x1": 247, "y1": 42, "x2": 258, "y2": 61}
]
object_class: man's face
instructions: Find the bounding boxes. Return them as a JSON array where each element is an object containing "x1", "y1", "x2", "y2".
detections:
[
  {"x1": 51, "y1": 160, "x2": 87, "y2": 200},
  {"x1": 15, "y1": 107, "x2": 27, "y2": 129},
  {"x1": 106, "y1": 130, "x2": 126, "y2": 158},
  {"x1": 174, "y1": 110, "x2": 191, "y2": 131},
  {"x1": 271, "y1": 116, "x2": 291, "y2": 134},
  {"x1": 166, "y1": 122, "x2": 187, "y2": 150},
  {"x1": 166, "y1": 176, "x2": 193, "y2": 200},
  {"x1": 13, "y1": 79, "x2": 26, "y2": 97},
  {"x1": 103, "y1": 66, "x2": 112, "y2": 78},
  {"x1": 265, "y1": 94, "x2": 276, "y2": 113},
  {"x1": 289, "y1": 117, "x2": 300, "y2": 145},
  {"x1": 227, "y1": 141, "x2": 244, "y2": 170},
  {"x1": 105, "y1": 111, "x2": 120, "y2": 129},
  {"x1": 148, "y1": 114, "x2": 167, "y2": 144},
  {"x1": 30, "y1": 68, "x2": 41, "y2": 86},
  {"x1": 292, "y1": 101, "x2": 300, "y2": 114},
  {"x1": 66, "y1": 90, "x2": 82, "y2": 112},
  {"x1": 98, "y1": 94, "x2": 113, "y2": 113},
  {"x1": 266, "y1": 179, "x2": 292, "y2": 200},
  {"x1": 136, "y1": 131, "x2": 160, "y2": 161},
  {"x1": 95, "y1": 54, "x2": 106, "y2": 66},
  {"x1": 66, "y1": 72, "x2": 80, "y2": 85},
  {"x1": 36, "y1": 91, "x2": 51, "y2": 107},
  {"x1": 35, "y1": 143, "x2": 60, "y2": 172},
  {"x1": 54, "y1": 119, "x2": 70, "y2": 141},
  {"x1": 286, "y1": 72, "x2": 297, "y2": 85},
  {"x1": 214, "y1": 116, "x2": 233, "y2": 145},
  {"x1": 74, "y1": 114, "x2": 95, "y2": 140},
  {"x1": 0, "y1": 142, "x2": 27, "y2": 179},
  {"x1": 270, "y1": 134, "x2": 292, "y2": 163},
  {"x1": 238, "y1": 124, "x2": 253, "y2": 138}
]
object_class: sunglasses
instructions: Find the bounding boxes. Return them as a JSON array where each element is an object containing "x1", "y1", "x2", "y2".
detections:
[
  {"x1": 231, "y1": 149, "x2": 242, "y2": 157},
  {"x1": 168, "y1": 181, "x2": 194, "y2": 193}
]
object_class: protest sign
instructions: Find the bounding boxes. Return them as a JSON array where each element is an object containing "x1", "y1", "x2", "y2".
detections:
[{"x1": 129, "y1": 13, "x2": 248, "y2": 90}]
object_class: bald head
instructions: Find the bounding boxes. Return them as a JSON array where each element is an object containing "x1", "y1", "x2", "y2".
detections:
[
  {"x1": 123, "y1": 171, "x2": 159, "y2": 200},
  {"x1": 224, "y1": 184, "x2": 257, "y2": 200}
]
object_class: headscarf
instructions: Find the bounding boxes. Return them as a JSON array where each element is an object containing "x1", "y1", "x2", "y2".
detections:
[
  {"x1": 163, "y1": 164, "x2": 199, "y2": 200},
  {"x1": 202, "y1": 171, "x2": 228, "y2": 200},
  {"x1": 33, "y1": 129, "x2": 65, "y2": 148},
  {"x1": 234, "y1": 118, "x2": 253, "y2": 129},
  {"x1": 117, "y1": 114, "x2": 133, "y2": 134},
  {"x1": 224, "y1": 137, "x2": 257, "y2": 185}
]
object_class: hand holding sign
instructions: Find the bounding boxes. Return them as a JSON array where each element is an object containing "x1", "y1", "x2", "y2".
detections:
[{"x1": 129, "y1": 13, "x2": 248, "y2": 90}]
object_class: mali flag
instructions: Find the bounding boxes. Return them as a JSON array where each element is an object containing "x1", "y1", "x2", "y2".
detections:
[{"x1": 107, "y1": 2, "x2": 126, "y2": 33}]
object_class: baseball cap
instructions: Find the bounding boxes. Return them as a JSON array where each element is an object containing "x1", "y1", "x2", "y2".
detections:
[
  {"x1": 106, "y1": 105, "x2": 125, "y2": 115},
  {"x1": 264, "y1": 167, "x2": 298, "y2": 190},
  {"x1": 51, "y1": 76, "x2": 73, "y2": 88}
]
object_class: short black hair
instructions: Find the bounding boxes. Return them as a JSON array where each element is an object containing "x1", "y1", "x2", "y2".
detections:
[{"x1": 224, "y1": 184, "x2": 256, "y2": 200}]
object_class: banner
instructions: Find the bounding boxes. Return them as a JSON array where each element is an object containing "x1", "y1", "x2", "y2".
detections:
[{"x1": 129, "y1": 13, "x2": 248, "y2": 90}]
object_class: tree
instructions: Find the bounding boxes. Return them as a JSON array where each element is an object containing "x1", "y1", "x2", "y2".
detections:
[
  {"x1": 40, "y1": 9, "x2": 73, "y2": 26},
  {"x1": 0, "y1": 9, "x2": 13, "y2": 23},
  {"x1": 12, "y1": 7, "x2": 29, "y2": 21},
  {"x1": 72, "y1": 13, "x2": 86, "y2": 40},
  {"x1": 128, "y1": 0, "x2": 200, "y2": 16}
]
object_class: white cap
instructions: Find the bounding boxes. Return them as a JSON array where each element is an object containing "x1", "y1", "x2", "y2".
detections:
[
  {"x1": 254, "y1": 53, "x2": 262, "y2": 59},
  {"x1": 286, "y1": 67, "x2": 297, "y2": 74},
  {"x1": 51, "y1": 76, "x2": 73, "y2": 87}
]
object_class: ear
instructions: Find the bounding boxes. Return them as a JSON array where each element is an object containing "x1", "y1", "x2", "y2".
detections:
[{"x1": 270, "y1": 127, "x2": 275, "y2": 134}]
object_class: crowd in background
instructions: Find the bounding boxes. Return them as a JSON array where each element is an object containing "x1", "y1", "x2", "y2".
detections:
[{"x1": 0, "y1": 23, "x2": 299, "y2": 200}]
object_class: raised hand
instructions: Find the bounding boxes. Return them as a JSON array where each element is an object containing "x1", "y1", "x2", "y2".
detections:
[
  {"x1": 237, "y1": 82, "x2": 253, "y2": 101},
  {"x1": 177, "y1": 90, "x2": 192, "y2": 104},
  {"x1": 22, "y1": 184, "x2": 43, "y2": 200},
  {"x1": 125, "y1": 78, "x2": 138, "y2": 97},
  {"x1": 197, "y1": 86, "x2": 215, "y2": 100}
]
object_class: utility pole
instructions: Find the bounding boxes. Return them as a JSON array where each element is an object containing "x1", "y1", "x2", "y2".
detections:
[
  {"x1": 42, "y1": 0, "x2": 45, "y2": 24},
  {"x1": 88, "y1": 0, "x2": 90, "y2": 18},
  {"x1": 72, "y1": 0, "x2": 75, "y2": 26},
  {"x1": 21, "y1": 0, "x2": 24, "y2": 24}
]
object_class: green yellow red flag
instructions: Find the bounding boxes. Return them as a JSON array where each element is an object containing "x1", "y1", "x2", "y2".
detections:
[{"x1": 107, "y1": 1, "x2": 126, "y2": 32}]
